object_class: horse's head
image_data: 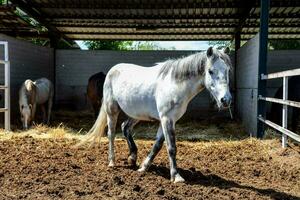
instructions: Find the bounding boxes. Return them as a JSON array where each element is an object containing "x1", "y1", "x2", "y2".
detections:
[
  {"x1": 20, "y1": 103, "x2": 32, "y2": 129},
  {"x1": 204, "y1": 47, "x2": 232, "y2": 109}
]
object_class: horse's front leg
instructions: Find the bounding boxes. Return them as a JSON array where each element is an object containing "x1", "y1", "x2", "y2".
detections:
[
  {"x1": 160, "y1": 117, "x2": 185, "y2": 183},
  {"x1": 121, "y1": 118, "x2": 139, "y2": 166}
]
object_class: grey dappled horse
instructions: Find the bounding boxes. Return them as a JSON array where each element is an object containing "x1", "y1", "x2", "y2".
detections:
[{"x1": 79, "y1": 47, "x2": 232, "y2": 183}]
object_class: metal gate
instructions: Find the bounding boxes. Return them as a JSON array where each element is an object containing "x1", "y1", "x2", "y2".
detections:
[
  {"x1": 0, "y1": 41, "x2": 10, "y2": 131},
  {"x1": 258, "y1": 68, "x2": 300, "y2": 147}
]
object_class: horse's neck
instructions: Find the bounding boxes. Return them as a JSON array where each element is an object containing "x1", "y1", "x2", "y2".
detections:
[{"x1": 177, "y1": 76, "x2": 205, "y2": 104}]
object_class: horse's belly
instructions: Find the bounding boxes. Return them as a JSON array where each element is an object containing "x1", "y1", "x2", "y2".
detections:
[
  {"x1": 115, "y1": 91, "x2": 159, "y2": 121},
  {"x1": 36, "y1": 86, "x2": 50, "y2": 104}
]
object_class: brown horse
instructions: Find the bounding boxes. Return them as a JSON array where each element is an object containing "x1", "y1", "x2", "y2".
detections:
[{"x1": 87, "y1": 72, "x2": 106, "y2": 118}]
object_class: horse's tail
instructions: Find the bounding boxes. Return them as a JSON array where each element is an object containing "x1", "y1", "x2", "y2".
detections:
[{"x1": 75, "y1": 102, "x2": 107, "y2": 148}]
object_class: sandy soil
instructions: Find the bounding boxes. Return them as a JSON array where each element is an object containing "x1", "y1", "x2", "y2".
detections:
[{"x1": 0, "y1": 133, "x2": 299, "y2": 200}]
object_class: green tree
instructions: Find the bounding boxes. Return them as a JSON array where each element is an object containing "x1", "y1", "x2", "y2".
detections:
[
  {"x1": 84, "y1": 41, "x2": 134, "y2": 50},
  {"x1": 84, "y1": 41, "x2": 175, "y2": 50},
  {"x1": 208, "y1": 41, "x2": 232, "y2": 49},
  {"x1": 269, "y1": 40, "x2": 300, "y2": 50},
  {"x1": 130, "y1": 41, "x2": 175, "y2": 50}
]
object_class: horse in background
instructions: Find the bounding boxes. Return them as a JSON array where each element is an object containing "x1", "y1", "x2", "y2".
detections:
[
  {"x1": 269, "y1": 76, "x2": 300, "y2": 132},
  {"x1": 19, "y1": 78, "x2": 54, "y2": 129},
  {"x1": 79, "y1": 47, "x2": 232, "y2": 183},
  {"x1": 87, "y1": 72, "x2": 106, "y2": 118}
]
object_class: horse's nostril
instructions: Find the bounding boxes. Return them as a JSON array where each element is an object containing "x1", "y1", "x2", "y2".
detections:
[{"x1": 221, "y1": 97, "x2": 225, "y2": 103}]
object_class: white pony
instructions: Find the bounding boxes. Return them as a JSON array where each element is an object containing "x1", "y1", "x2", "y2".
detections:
[
  {"x1": 19, "y1": 78, "x2": 54, "y2": 129},
  {"x1": 80, "y1": 47, "x2": 232, "y2": 183}
]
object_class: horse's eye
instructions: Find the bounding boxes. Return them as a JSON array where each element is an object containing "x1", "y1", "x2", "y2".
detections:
[{"x1": 209, "y1": 70, "x2": 213, "y2": 75}]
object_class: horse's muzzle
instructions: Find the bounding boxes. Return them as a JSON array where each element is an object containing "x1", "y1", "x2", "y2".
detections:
[{"x1": 221, "y1": 96, "x2": 231, "y2": 108}]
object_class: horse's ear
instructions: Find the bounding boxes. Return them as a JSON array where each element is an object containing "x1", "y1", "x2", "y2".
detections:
[
  {"x1": 206, "y1": 47, "x2": 214, "y2": 57},
  {"x1": 223, "y1": 47, "x2": 230, "y2": 54}
]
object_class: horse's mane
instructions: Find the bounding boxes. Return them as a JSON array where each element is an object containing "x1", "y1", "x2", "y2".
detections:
[
  {"x1": 24, "y1": 80, "x2": 35, "y2": 91},
  {"x1": 20, "y1": 80, "x2": 36, "y2": 104},
  {"x1": 158, "y1": 50, "x2": 232, "y2": 81}
]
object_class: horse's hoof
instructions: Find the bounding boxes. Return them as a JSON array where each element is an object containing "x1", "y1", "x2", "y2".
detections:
[
  {"x1": 137, "y1": 166, "x2": 147, "y2": 173},
  {"x1": 128, "y1": 157, "x2": 136, "y2": 166},
  {"x1": 172, "y1": 174, "x2": 185, "y2": 183},
  {"x1": 108, "y1": 160, "x2": 115, "y2": 167},
  {"x1": 128, "y1": 155, "x2": 137, "y2": 166}
]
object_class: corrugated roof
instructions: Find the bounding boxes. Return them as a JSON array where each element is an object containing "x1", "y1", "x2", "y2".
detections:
[{"x1": 2, "y1": 0, "x2": 300, "y2": 40}]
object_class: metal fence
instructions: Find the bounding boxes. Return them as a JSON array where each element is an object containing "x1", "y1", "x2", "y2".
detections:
[
  {"x1": 0, "y1": 41, "x2": 10, "y2": 131},
  {"x1": 258, "y1": 68, "x2": 300, "y2": 147}
]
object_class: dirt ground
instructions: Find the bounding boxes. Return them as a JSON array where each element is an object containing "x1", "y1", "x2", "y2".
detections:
[{"x1": 0, "y1": 111, "x2": 300, "y2": 199}]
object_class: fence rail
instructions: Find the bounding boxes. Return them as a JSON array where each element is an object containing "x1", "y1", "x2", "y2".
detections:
[
  {"x1": 260, "y1": 68, "x2": 300, "y2": 147},
  {"x1": 0, "y1": 41, "x2": 10, "y2": 131}
]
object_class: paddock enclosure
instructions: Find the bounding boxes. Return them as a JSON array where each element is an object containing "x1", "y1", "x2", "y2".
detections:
[{"x1": 0, "y1": 0, "x2": 300, "y2": 199}]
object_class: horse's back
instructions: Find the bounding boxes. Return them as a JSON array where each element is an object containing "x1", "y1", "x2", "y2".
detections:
[
  {"x1": 105, "y1": 63, "x2": 161, "y2": 120},
  {"x1": 34, "y1": 78, "x2": 53, "y2": 104}
]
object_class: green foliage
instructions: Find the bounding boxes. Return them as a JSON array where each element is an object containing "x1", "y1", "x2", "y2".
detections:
[
  {"x1": 129, "y1": 41, "x2": 175, "y2": 50},
  {"x1": 0, "y1": 0, "x2": 7, "y2": 4},
  {"x1": 84, "y1": 41, "x2": 175, "y2": 50},
  {"x1": 84, "y1": 41, "x2": 134, "y2": 50},
  {"x1": 269, "y1": 40, "x2": 300, "y2": 50},
  {"x1": 208, "y1": 41, "x2": 232, "y2": 49}
]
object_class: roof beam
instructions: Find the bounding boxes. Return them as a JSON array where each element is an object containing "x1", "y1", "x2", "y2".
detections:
[
  {"x1": 53, "y1": 23, "x2": 300, "y2": 29},
  {"x1": 232, "y1": 0, "x2": 256, "y2": 40},
  {"x1": 61, "y1": 31, "x2": 300, "y2": 36},
  {"x1": 9, "y1": 0, "x2": 73, "y2": 45},
  {"x1": 46, "y1": 12, "x2": 300, "y2": 20},
  {"x1": 29, "y1": 0, "x2": 300, "y2": 9}
]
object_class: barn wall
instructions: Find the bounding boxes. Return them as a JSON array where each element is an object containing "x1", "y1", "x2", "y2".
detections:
[
  {"x1": 0, "y1": 34, "x2": 54, "y2": 121},
  {"x1": 236, "y1": 34, "x2": 260, "y2": 136},
  {"x1": 55, "y1": 50, "x2": 231, "y2": 119}
]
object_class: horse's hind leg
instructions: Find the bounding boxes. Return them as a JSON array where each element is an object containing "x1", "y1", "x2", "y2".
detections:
[
  {"x1": 47, "y1": 91, "x2": 54, "y2": 124},
  {"x1": 41, "y1": 104, "x2": 47, "y2": 123},
  {"x1": 106, "y1": 102, "x2": 120, "y2": 167},
  {"x1": 138, "y1": 125, "x2": 164, "y2": 172},
  {"x1": 121, "y1": 118, "x2": 139, "y2": 166}
]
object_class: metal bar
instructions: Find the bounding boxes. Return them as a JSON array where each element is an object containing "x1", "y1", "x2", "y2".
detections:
[
  {"x1": 0, "y1": 60, "x2": 9, "y2": 64},
  {"x1": 261, "y1": 68, "x2": 300, "y2": 80},
  {"x1": 258, "y1": 96, "x2": 300, "y2": 108},
  {"x1": 282, "y1": 77, "x2": 288, "y2": 147},
  {"x1": 0, "y1": 108, "x2": 8, "y2": 112},
  {"x1": 257, "y1": 0, "x2": 269, "y2": 138},
  {"x1": 258, "y1": 116, "x2": 300, "y2": 143},
  {"x1": 0, "y1": 85, "x2": 8, "y2": 89},
  {"x1": 3, "y1": 42, "x2": 10, "y2": 131}
]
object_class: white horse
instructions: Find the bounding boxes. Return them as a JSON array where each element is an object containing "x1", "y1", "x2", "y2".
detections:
[
  {"x1": 80, "y1": 47, "x2": 232, "y2": 183},
  {"x1": 19, "y1": 78, "x2": 54, "y2": 129}
]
